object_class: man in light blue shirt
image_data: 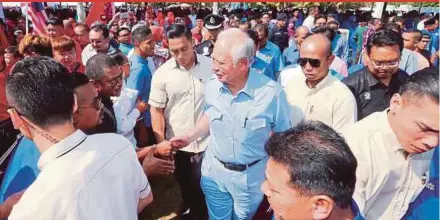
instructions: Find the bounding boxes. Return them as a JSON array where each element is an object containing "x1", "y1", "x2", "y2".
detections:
[
  {"x1": 328, "y1": 20, "x2": 350, "y2": 64},
  {"x1": 283, "y1": 26, "x2": 310, "y2": 66},
  {"x1": 127, "y1": 25, "x2": 156, "y2": 146},
  {"x1": 171, "y1": 28, "x2": 291, "y2": 220},
  {"x1": 252, "y1": 24, "x2": 285, "y2": 81}
]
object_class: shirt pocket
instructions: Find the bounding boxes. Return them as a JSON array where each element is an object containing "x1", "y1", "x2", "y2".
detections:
[
  {"x1": 239, "y1": 118, "x2": 270, "y2": 145},
  {"x1": 243, "y1": 118, "x2": 267, "y2": 131}
]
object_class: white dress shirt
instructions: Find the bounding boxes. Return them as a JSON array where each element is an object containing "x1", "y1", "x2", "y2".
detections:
[
  {"x1": 342, "y1": 111, "x2": 433, "y2": 220},
  {"x1": 278, "y1": 64, "x2": 302, "y2": 88},
  {"x1": 113, "y1": 88, "x2": 140, "y2": 147},
  {"x1": 9, "y1": 130, "x2": 150, "y2": 220},
  {"x1": 284, "y1": 70, "x2": 357, "y2": 132},
  {"x1": 148, "y1": 54, "x2": 212, "y2": 153},
  {"x1": 302, "y1": 15, "x2": 315, "y2": 31}
]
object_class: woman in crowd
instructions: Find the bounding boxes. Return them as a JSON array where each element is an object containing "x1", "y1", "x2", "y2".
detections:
[
  {"x1": 18, "y1": 34, "x2": 52, "y2": 57},
  {"x1": 51, "y1": 36, "x2": 85, "y2": 74}
]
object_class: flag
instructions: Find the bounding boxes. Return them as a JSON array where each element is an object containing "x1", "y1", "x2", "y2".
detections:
[
  {"x1": 85, "y1": 2, "x2": 114, "y2": 27},
  {"x1": 21, "y1": 2, "x2": 48, "y2": 35}
]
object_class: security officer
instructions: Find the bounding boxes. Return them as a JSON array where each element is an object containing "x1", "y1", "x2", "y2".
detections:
[{"x1": 195, "y1": 14, "x2": 224, "y2": 57}]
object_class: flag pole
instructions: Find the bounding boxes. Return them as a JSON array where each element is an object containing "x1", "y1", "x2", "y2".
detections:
[{"x1": 25, "y1": 3, "x2": 29, "y2": 34}]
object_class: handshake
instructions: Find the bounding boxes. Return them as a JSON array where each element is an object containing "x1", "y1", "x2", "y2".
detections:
[{"x1": 136, "y1": 135, "x2": 191, "y2": 177}]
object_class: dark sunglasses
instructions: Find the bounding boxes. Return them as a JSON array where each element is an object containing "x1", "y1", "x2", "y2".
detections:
[{"x1": 298, "y1": 57, "x2": 321, "y2": 68}]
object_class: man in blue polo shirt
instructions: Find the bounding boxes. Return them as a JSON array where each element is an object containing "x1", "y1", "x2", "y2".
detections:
[
  {"x1": 127, "y1": 25, "x2": 156, "y2": 146},
  {"x1": 252, "y1": 24, "x2": 284, "y2": 81},
  {"x1": 263, "y1": 121, "x2": 364, "y2": 220}
]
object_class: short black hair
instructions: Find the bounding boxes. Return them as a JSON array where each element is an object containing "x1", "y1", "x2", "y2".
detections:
[
  {"x1": 366, "y1": 29, "x2": 404, "y2": 54},
  {"x1": 167, "y1": 24, "x2": 192, "y2": 41},
  {"x1": 6, "y1": 57, "x2": 74, "y2": 128},
  {"x1": 85, "y1": 53, "x2": 118, "y2": 81},
  {"x1": 131, "y1": 25, "x2": 152, "y2": 45},
  {"x1": 253, "y1": 24, "x2": 269, "y2": 38},
  {"x1": 400, "y1": 67, "x2": 439, "y2": 104},
  {"x1": 246, "y1": 29, "x2": 258, "y2": 47},
  {"x1": 327, "y1": 13, "x2": 337, "y2": 20},
  {"x1": 265, "y1": 121, "x2": 357, "y2": 209},
  {"x1": 394, "y1": 16, "x2": 405, "y2": 23},
  {"x1": 110, "y1": 52, "x2": 128, "y2": 66},
  {"x1": 116, "y1": 27, "x2": 130, "y2": 37},
  {"x1": 71, "y1": 72, "x2": 90, "y2": 89},
  {"x1": 312, "y1": 26, "x2": 336, "y2": 42},
  {"x1": 384, "y1": 22, "x2": 402, "y2": 33},
  {"x1": 90, "y1": 23, "x2": 110, "y2": 39},
  {"x1": 403, "y1": 29, "x2": 423, "y2": 42},
  {"x1": 368, "y1": 18, "x2": 381, "y2": 25},
  {"x1": 45, "y1": 17, "x2": 63, "y2": 26},
  {"x1": 314, "y1": 15, "x2": 327, "y2": 24}
]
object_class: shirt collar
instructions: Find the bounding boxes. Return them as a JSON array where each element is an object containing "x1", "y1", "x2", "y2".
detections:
[
  {"x1": 38, "y1": 130, "x2": 87, "y2": 170},
  {"x1": 130, "y1": 53, "x2": 149, "y2": 65},
  {"x1": 219, "y1": 68, "x2": 256, "y2": 99},
  {"x1": 378, "y1": 109, "x2": 403, "y2": 153},
  {"x1": 351, "y1": 201, "x2": 365, "y2": 220},
  {"x1": 365, "y1": 68, "x2": 380, "y2": 87},
  {"x1": 301, "y1": 70, "x2": 333, "y2": 91}
]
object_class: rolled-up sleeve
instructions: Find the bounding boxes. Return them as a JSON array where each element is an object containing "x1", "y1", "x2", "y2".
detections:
[{"x1": 148, "y1": 71, "x2": 167, "y2": 108}]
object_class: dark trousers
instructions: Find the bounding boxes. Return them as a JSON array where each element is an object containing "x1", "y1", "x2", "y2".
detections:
[
  {"x1": 0, "y1": 119, "x2": 19, "y2": 171},
  {"x1": 174, "y1": 150, "x2": 207, "y2": 220}
]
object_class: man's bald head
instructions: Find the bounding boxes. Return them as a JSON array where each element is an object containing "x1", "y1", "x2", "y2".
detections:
[
  {"x1": 294, "y1": 26, "x2": 310, "y2": 47},
  {"x1": 298, "y1": 34, "x2": 334, "y2": 87},
  {"x1": 296, "y1": 26, "x2": 309, "y2": 35},
  {"x1": 301, "y1": 34, "x2": 332, "y2": 57}
]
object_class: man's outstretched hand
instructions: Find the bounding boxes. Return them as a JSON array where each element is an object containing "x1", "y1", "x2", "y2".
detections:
[{"x1": 169, "y1": 135, "x2": 191, "y2": 149}]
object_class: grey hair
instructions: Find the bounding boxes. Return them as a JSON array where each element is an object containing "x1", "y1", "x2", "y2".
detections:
[
  {"x1": 85, "y1": 53, "x2": 118, "y2": 81},
  {"x1": 217, "y1": 28, "x2": 255, "y2": 65}
]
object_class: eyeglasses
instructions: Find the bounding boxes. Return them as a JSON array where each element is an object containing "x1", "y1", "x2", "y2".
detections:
[
  {"x1": 107, "y1": 72, "x2": 123, "y2": 88},
  {"x1": 370, "y1": 58, "x2": 400, "y2": 68},
  {"x1": 298, "y1": 57, "x2": 322, "y2": 68},
  {"x1": 78, "y1": 97, "x2": 103, "y2": 110}
]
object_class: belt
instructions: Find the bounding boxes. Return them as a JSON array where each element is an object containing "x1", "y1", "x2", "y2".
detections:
[{"x1": 215, "y1": 156, "x2": 262, "y2": 172}]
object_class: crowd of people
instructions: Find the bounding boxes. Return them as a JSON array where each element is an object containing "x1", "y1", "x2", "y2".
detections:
[{"x1": 0, "y1": 3, "x2": 438, "y2": 220}]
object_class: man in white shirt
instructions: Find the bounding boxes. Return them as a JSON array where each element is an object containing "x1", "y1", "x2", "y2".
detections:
[
  {"x1": 283, "y1": 34, "x2": 357, "y2": 132},
  {"x1": 302, "y1": 6, "x2": 319, "y2": 31},
  {"x1": 6, "y1": 57, "x2": 152, "y2": 219},
  {"x1": 149, "y1": 24, "x2": 212, "y2": 219},
  {"x1": 342, "y1": 67, "x2": 439, "y2": 220}
]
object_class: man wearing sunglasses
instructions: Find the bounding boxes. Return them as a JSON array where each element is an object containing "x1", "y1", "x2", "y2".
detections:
[
  {"x1": 343, "y1": 30, "x2": 409, "y2": 121},
  {"x1": 85, "y1": 53, "x2": 123, "y2": 134},
  {"x1": 283, "y1": 34, "x2": 357, "y2": 132}
]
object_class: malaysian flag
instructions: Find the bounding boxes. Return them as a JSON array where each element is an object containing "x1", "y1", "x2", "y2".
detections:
[{"x1": 21, "y1": 2, "x2": 48, "y2": 35}]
